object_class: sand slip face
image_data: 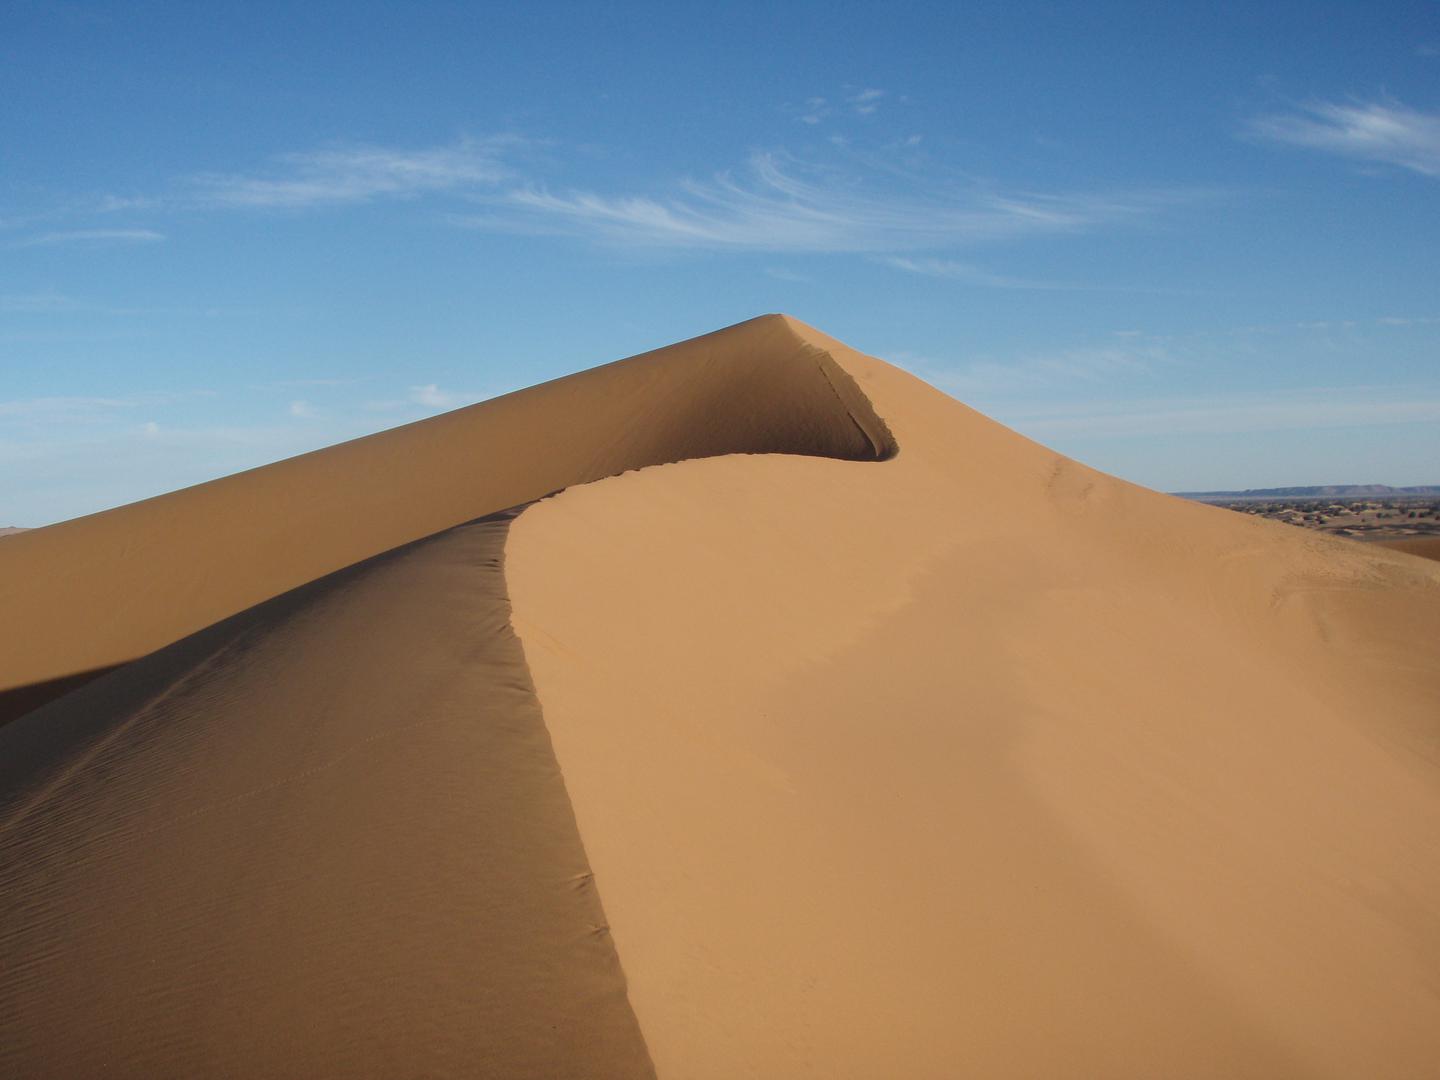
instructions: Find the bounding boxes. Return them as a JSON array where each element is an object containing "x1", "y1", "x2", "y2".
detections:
[{"x1": 506, "y1": 319, "x2": 1440, "y2": 1078}]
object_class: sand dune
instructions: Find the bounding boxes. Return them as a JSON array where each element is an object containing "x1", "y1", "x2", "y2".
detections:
[
  {"x1": 0, "y1": 318, "x2": 890, "y2": 724},
  {"x1": 2, "y1": 316, "x2": 1439, "y2": 1077}
]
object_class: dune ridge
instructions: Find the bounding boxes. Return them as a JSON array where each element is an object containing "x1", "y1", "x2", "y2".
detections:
[
  {"x1": 0, "y1": 316, "x2": 893, "y2": 724},
  {"x1": 2, "y1": 315, "x2": 1438, "y2": 1077}
]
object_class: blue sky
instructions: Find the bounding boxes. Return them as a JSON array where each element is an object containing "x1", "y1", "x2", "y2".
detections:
[{"x1": 3, "y1": 1, "x2": 1438, "y2": 525}]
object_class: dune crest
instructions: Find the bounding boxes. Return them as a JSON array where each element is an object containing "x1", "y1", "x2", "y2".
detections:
[
  {"x1": 3, "y1": 315, "x2": 1439, "y2": 1077},
  {"x1": 0, "y1": 315, "x2": 891, "y2": 724}
]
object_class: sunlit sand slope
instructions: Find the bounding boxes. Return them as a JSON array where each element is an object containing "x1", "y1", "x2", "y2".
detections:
[
  {"x1": 507, "y1": 318, "x2": 1440, "y2": 1078},
  {"x1": 0, "y1": 316, "x2": 891, "y2": 723}
]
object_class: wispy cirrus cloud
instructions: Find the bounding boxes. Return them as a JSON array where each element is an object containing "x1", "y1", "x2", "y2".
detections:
[
  {"x1": 1004, "y1": 387, "x2": 1440, "y2": 439},
  {"x1": 879, "y1": 256, "x2": 1070, "y2": 290},
  {"x1": 463, "y1": 151, "x2": 1169, "y2": 253},
  {"x1": 902, "y1": 345, "x2": 1163, "y2": 398},
  {"x1": 879, "y1": 255, "x2": 1201, "y2": 294},
  {"x1": 789, "y1": 87, "x2": 887, "y2": 124},
  {"x1": 186, "y1": 136, "x2": 519, "y2": 209},
  {"x1": 792, "y1": 97, "x2": 831, "y2": 125},
  {"x1": 1, "y1": 292, "x2": 85, "y2": 314},
  {"x1": 1247, "y1": 99, "x2": 1440, "y2": 177},
  {"x1": 12, "y1": 228, "x2": 165, "y2": 248},
  {"x1": 0, "y1": 389, "x2": 212, "y2": 424},
  {"x1": 848, "y1": 88, "x2": 886, "y2": 116},
  {"x1": 1376, "y1": 314, "x2": 1440, "y2": 326},
  {"x1": 408, "y1": 383, "x2": 475, "y2": 410},
  {"x1": 33, "y1": 134, "x2": 1192, "y2": 260}
]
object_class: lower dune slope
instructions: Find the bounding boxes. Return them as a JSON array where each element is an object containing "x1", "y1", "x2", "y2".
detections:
[
  {"x1": 0, "y1": 509, "x2": 654, "y2": 1078},
  {"x1": 505, "y1": 323, "x2": 1440, "y2": 1078}
]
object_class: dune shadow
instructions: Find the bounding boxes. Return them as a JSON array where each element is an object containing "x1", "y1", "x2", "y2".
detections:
[{"x1": 0, "y1": 667, "x2": 121, "y2": 729}]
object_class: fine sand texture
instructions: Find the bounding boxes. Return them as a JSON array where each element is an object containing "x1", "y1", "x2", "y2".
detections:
[
  {"x1": 1376, "y1": 535, "x2": 1440, "y2": 563},
  {"x1": 3, "y1": 315, "x2": 1440, "y2": 1077},
  {"x1": 1, "y1": 510, "x2": 653, "y2": 1077}
]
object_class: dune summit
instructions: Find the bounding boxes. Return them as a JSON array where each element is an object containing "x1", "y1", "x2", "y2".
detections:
[{"x1": 2, "y1": 316, "x2": 1439, "y2": 1077}]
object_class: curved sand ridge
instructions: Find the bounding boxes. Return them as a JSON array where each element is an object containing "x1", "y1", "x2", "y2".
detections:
[
  {"x1": 3, "y1": 315, "x2": 1440, "y2": 1077},
  {"x1": 0, "y1": 315, "x2": 893, "y2": 724}
]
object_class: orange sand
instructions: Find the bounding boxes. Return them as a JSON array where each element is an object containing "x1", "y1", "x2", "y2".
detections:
[{"x1": 2, "y1": 316, "x2": 1438, "y2": 1077}]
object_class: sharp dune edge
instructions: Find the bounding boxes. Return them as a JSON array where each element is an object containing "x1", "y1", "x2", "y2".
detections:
[
  {"x1": 0, "y1": 315, "x2": 891, "y2": 724},
  {"x1": 1, "y1": 316, "x2": 1438, "y2": 1077}
]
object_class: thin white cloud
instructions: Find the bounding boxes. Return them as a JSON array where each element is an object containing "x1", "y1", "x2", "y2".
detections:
[
  {"x1": 797, "y1": 96, "x2": 830, "y2": 124},
  {"x1": 916, "y1": 346, "x2": 1162, "y2": 397},
  {"x1": 879, "y1": 255, "x2": 1197, "y2": 294},
  {"x1": 1248, "y1": 99, "x2": 1440, "y2": 177},
  {"x1": 848, "y1": 88, "x2": 886, "y2": 116},
  {"x1": 0, "y1": 390, "x2": 212, "y2": 423},
  {"x1": 288, "y1": 400, "x2": 317, "y2": 418},
  {"x1": 1003, "y1": 389, "x2": 1440, "y2": 439},
  {"x1": 0, "y1": 395, "x2": 138, "y2": 419},
  {"x1": 468, "y1": 151, "x2": 1165, "y2": 253},
  {"x1": 879, "y1": 256, "x2": 1068, "y2": 290},
  {"x1": 0, "y1": 292, "x2": 84, "y2": 314},
  {"x1": 96, "y1": 194, "x2": 162, "y2": 214},
  {"x1": 408, "y1": 383, "x2": 471, "y2": 410},
  {"x1": 31, "y1": 135, "x2": 1191, "y2": 262},
  {"x1": 188, "y1": 136, "x2": 518, "y2": 209},
  {"x1": 267, "y1": 376, "x2": 368, "y2": 388},
  {"x1": 13, "y1": 228, "x2": 165, "y2": 248},
  {"x1": 1376, "y1": 315, "x2": 1440, "y2": 326},
  {"x1": 764, "y1": 266, "x2": 811, "y2": 283}
]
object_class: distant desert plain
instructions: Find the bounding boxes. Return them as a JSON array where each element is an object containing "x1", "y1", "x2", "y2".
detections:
[
  {"x1": 1178, "y1": 490, "x2": 1440, "y2": 563},
  {"x1": 1, "y1": 315, "x2": 1438, "y2": 1078}
]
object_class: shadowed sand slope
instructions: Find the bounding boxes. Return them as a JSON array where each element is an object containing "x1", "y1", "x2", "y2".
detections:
[
  {"x1": 0, "y1": 315, "x2": 891, "y2": 723},
  {"x1": 2, "y1": 315, "x2": 1439, "y2": 1078},
  {"x1": 0, "y1": 510, "x2": 654, "y2": 1078}
]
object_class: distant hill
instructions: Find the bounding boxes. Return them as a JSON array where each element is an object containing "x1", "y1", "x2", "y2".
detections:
[
  {"x1": 1176, "y1": 484, "x2": 1440, "y2": 502},
  {"x1": 0, "y1": 527, "x2": 26, "y2": 538}
]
